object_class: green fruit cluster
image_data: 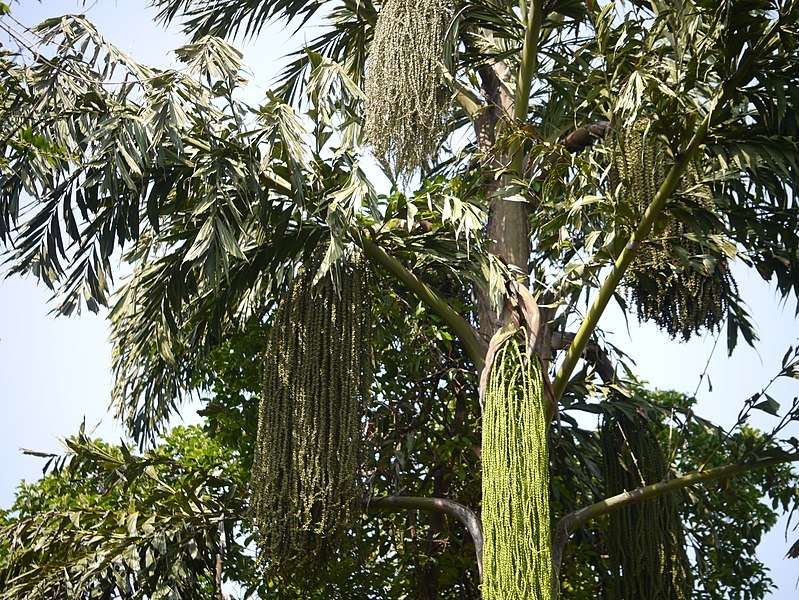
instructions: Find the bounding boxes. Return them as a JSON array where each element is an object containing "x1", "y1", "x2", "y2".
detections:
[
  {"x1": 601, "y1": 410, "x2": 693, "y2": 600},
  {"x1": 482, "y1": 336, "x2": 552, "y2": 600},
  {"x1": 365, "y1": 0, "x2": 454, "y2": 179},
  {"x1": 610, "y1": 119, "x2": 736, "y2": 340},
  {"x1": 251, "y1": 256, "x2": 372, "y2": 578}
]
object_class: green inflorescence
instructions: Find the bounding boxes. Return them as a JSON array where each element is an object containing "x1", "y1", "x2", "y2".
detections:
[
  {"x1": 365, "y1": 0, "x2": 455, "y2": 180},
  {"x1": 251, "y1": 255, "x2": 372, "y2": 579},
  {"x1": 609, "y1": 119, "x2": 736, "y2": 340},
  {"x1": 482, "y1": 334, "x2": 553, "y2": 600},
  {"x1": 600, "y1": 410, "x2": 693, "y2": 600}
]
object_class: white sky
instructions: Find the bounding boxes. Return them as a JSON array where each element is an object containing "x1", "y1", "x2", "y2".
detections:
[{"x1": 0, "y1": 0, "x2": 798, "y2": 595}]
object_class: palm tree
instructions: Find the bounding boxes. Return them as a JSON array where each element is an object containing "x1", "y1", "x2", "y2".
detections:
[{"x1": 2, "y1": 0, "x2": 799, "y2": 597}]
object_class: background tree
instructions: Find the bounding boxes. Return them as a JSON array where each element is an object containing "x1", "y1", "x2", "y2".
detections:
[
  {"x1": 3, "y1": 330, "x2": 796, "y2": 598},
  {"x1": 2, "y1": 0, "x2": 799, "y2": 598}
]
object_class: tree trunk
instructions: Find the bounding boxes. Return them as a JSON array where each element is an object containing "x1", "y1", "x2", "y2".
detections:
[{"x1": 473, "y1": 63, "x2": 531, "y2": 341}]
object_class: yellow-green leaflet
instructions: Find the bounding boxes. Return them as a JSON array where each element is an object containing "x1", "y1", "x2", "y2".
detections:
[
  {"x1": 482, "y1": 335, "x2": 552, "y2": 600},
  {"x1": 601, "y1": 410, "x2": 693, "y2": 600},
  {"x1": 251, "y1": 256, "x2": 372, "y2": 579}
]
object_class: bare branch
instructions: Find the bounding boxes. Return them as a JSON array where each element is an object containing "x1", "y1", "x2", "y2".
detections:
[{"x1": 364, "y1": 496, "x2": 484, "y2": 583}]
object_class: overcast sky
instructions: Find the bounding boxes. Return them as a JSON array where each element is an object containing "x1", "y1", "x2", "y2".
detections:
[{"x1": 1, "y1": 1, "x2": 798, "y2": 595}]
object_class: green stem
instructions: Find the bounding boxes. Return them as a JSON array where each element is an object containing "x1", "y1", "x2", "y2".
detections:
[
  {"x1": 358, "y1": 236, "x2": 486, "y2": 370},
  {"x1": 515, "y1": 0, "x2": 543, "y2": 123},
  {"x1": 552, "y1": 452, "x2": 799, "y2": 575},
  {"x1": 510, "y1": 0, "x2": 543, "y2": 174},
  {"x1": 551, "y1": 50, "x2": 757, "y2": 401}
]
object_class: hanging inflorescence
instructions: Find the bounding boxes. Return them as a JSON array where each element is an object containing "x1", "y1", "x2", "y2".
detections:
[
  {"x1": 609, "y1": 119, "x2": 736, "y2": 340},
  {"x1": 251, "y1": 255, "x2": 372, "y2": 579},
  {"x1": 482, "y1": 334, "x2": 553, "y2": 600},
  {"x1": 365, "y1": 0, "x2": 455, "y2": 180},
  {"x1": 600, "y1": 410, "x2": 693, "y2": 600}
]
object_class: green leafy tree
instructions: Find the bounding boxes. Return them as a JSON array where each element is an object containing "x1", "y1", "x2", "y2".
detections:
[
  {"x1": 2, "y1": 0, "x2": 799, "y2": 598},
  {"x1": 3, "y1": 335, "x2": 796, "y2": 598}
]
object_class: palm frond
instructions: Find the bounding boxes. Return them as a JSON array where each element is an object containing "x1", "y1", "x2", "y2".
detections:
[{"x1": 151, "y1": 0, "x2": 327, "y2": 40}]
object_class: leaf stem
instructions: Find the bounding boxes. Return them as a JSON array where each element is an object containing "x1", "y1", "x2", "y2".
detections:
[
  {"x1": 550, "y1": 128, "x2": 704, "y2": 400},
  {"x1": 552, "y1": 452, "x2": 799, "y2": 575},
  {"x1": 515, "y1": 0, "x2": 543, "y2": 124},
  {"x1": 358, "y1": 236, "x2": 486, "y2": 370},
  {"x1": 510, "y1": 0, "x2": 543, "y2": 173}
]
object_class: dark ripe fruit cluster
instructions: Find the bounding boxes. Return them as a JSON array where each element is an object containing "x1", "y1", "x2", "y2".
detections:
[
  {"x1": 609, "y1": 120, "x2": 736, "y2": 340},
  {"x1": 251, "y1": 256, "x2": 372, "y2": 579},
  {"x1": 600, "y1": 410, "x2": 693, "y2": 600}
]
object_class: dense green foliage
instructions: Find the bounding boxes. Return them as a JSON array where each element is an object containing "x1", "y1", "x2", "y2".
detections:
[
  {"x1": 0, "y1": 426, "x2": 245, "y2": 598},
  {"x1": 3, "y1": 336, "x2": 796, "y2": 598}
]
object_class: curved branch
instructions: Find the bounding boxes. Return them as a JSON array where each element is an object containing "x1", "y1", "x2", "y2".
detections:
[
  {"x1": 358, "y1": 236, "x2": 486, "y2": 370},
  {"x1": 552, "y1": 452, "x2": 799, "y2": 576},
  {"x1": 363, "y1": 495, "x2": 484, "y2": 583}
]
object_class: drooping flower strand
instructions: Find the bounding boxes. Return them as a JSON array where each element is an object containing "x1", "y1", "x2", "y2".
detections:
[
  {"x1": 609, "y1": 119, "x2": 736, "y2": 340},
  {"x1": 482, "y1": 334, "x2": 553, "y2": 600},
  {"x1": 600, "y1": 409, "x2": 693, "y2": 600},
  {"x1": 365, "y1": 0, "x2": 455, "y2": 180},
  {"x1": 251, "y1": 256, "x2": 372, "y2": 579}
]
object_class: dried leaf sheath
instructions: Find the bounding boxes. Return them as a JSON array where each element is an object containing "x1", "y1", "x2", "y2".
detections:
[{"x1": 251, "y1": 258, "x2": 372, "y2": 577}]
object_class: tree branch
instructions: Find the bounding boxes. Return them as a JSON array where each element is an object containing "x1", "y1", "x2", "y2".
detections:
[
  {"x1": 358, "y1": 236, "x2": 487, "y2": 370},
  {"x1": 551, "y1": 50, "x2": 758, "y2": 401},
  {"x1": 363, "y1": 495, "x2": 484, "y2": 583},
  {"x1": 552, "y1": 452, "x2": 799, "y2": 576},
  {"x1": 551, "y1": 132, "x2": 706, "y2": 400}
]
